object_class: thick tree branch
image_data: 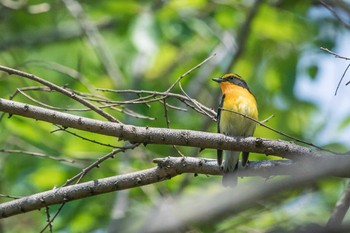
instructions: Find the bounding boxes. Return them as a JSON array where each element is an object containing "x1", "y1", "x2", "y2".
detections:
[
  {"x1": 1, "y1": 156, "x2": 349, "y2": 219},
  {"x1": 0, "y1": 157, "x2": 273, "y2": 218},
  {"x1": 142, "y1": 157, "x2": 350, "y2": 233},
  {"x1": 0, "y1": 98, "x2": 335, "y2": 160}
]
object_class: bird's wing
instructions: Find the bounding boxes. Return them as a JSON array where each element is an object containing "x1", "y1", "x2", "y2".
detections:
[{"x1": 217, "y1": 94, "x2": 224, "y2": 166}]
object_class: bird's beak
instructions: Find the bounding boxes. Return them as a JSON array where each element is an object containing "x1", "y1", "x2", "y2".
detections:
[{"x1": 212, "y1": 78, "x2": 223, "y2": 83}]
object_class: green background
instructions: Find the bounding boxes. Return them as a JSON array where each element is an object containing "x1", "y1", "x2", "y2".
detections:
[{"x1": 0, "y1": 0, "x2": 350, "y2": 232}]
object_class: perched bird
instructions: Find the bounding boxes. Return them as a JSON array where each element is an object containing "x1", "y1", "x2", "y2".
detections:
[{"x1": 213, "y1": 73, "x2": 258, "y2": 187}]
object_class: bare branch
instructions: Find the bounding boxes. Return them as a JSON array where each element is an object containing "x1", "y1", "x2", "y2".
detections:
[
  {"x1": 0, "y1": 149, "x2": 77, "y2": 165},
  {"x1": 142, "y1": 156, "x2": 350, "y2": 233},
  {"x1": 1, "y1": 156, "x2": 350, "y2": 219},
  {"x1": 165, "y1": 53, "x2": 216, "y2": 93},
  {"x1": 63, "y1": 144, "x2": 140, "y2": 186},
  {"x1": 53, "y1": 125, "x2": 120, "y2": 148},
  {"x1": 179, "y1": 82, "x2": 216, "y2": 121},
  {"x1": 320, "y1": 47, "x2": 350, "y2": 60},
  {"x1": 97, "y1": 88, "x2": 216, "y2": 119},
  {"x1": 0, "y1": 65, "x2": 119, "y2": 122},
  {"x1": 0, "y1": 98, "x2": 335, "y2": 160},
  {"x1": 327, "y1": 182, "x2": 350, "y2": 228},
  {"x1": 320, "y1": 47, "x2": 350, "y2": 96},
  {"x1": 320, "y1": 1, "x2": 350, "y2": 30}
]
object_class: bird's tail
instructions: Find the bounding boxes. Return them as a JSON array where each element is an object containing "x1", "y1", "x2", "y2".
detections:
[{"x1": 222, "y1": 151, "x2": 240, "y2": 187}]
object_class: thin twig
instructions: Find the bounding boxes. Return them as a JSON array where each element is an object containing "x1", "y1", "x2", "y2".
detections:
[
  {"x1": 40, "y1": 203, "x2": 66, "y2": 233},
  {"x1": 327, "y1": 182, "x2": 350, "y2": 228},
  {"x1": 335, "y1": 63, "x2": 350, "y2": 96},
  {"x1": 23, "y1": 60, "x2": 96, "y2": 93},
  {"x1": 320, "y1": 47, "x2": 350, "y2": 60},
  {"x1": 162, "y1": 99, "x2": 185, "y2": 157},
  {"x1": 63, "y1": 144, "x2": 140, "y2": 186},
  {"x1": 0, "y1": 65, "x2": 119, "y2": 122},
  {"x1": 179, "y1": 82, "x2": 216, "y2": 121},
  {"x1": 260, "y1": 114, "x2": 274, "y2": 123},
  {"x1": 53, "y1": 125, "x2": 120, "y2": 148},
  {"x1": 116, "y1": 107, "x2": 156, "y2": 120},
  {"x1": 320, "y1": 47, "x2": 350, "y2": 95},
  {"x1": 0, "y1": 149, "x2": 77, "y2": 164},
  {"x1": 97, "y1": 88, "x2": 216, "y2": 119},
  {"x1": 44, "y1": 206, "x2": 53, "y2": 233},
  {"x1": 0, "y1": 194, "x2": 22, "y2": 199},
  {"x1": 17, "y1": 88, "x2": 89, "y2": 112},
  {"x1": 165, "y1": 53, "x2": 216, "y2": 93},
  {"x1": 320, "y1": 1, "x2": 350, "y2": 30}
]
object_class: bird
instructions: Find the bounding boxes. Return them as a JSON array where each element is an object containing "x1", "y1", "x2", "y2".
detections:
[{"x1": 212, "y1": 73, "x2": 258, "y2": 187}]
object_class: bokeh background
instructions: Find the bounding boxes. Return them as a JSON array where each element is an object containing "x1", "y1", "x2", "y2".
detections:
[{"x1": 1, "y1": 0, "x2": 350, "y2": 232}]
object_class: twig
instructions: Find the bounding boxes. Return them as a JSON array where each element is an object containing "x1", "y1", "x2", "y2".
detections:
[
  {"x1": 320, "y1": 47, "x2": 350, "y2": 60},
  {"x1": 0, "y1": 65, "x2": 119, "y2": 122},
  {"x1": 179, "y1": 82, "x2": 216, "y2": 121},
  {"x1": 335, "y1": 63, "x2": 350, "y2": 96},
  {"x1": 23, "y1": 60, "x2": 96, "y2": 93},
  {"x1": 327, "y1": 182, "x2": 350, "y2": 228},
  {"x1": 63, "y1": 144, "x2": 140, "y2": 186},
  {"x1": 115, "y1": 107, "x2": 155, "y2": 120},
  {"x1": 260, "y1": 114, "x2": 274, "y2": 123},
  {"x1": 165, "y1": 53, "x2": 216, "y2": 93},
  {"x1": 97, "y1": 88, "x2": 216, "y2": 119},
  {"x1": 53, "y1": 125, "x2": 120, "y2": 148},
  {"x1": 40, "y1": 203, "x2": 66, "y2": 233},
  {"x1": 0, "y1": 194, "x2": 22, "y2": 199},
  {"x1": 162, "y1": 99, "x2": 185, "y2": 157},
  {"x1": 320, "y1": 47, "x2": 350, "y2": 96},
  {"x1": 16, "y1": 88, "x2": 89, "y2": 112},
  {"x1": 44, "y1": 207, "x2": 52, "y2": 233},
  {"x1": 0, "y1": 149, "x2": 77, "y2": 164},
  {"x1": 320, "y1": 1, "x2": 350, "y2": 30}
]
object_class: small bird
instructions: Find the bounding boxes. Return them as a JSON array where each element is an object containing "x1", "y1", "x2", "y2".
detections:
[{"x1": 213, "y1": 73, "x2": 258, "y2": 187}]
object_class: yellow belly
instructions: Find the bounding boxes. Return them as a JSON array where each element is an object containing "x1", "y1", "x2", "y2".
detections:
[{"x1": 219, "y1": 92, "x2": 258, "y2": 137}]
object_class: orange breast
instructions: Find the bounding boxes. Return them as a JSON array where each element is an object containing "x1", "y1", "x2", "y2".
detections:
[{"x1": 219, "y1": 83, "x2": 258, "y2": 136}]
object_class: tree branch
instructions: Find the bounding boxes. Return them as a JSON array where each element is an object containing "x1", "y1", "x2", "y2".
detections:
[
  {"x1": 142, "y1": 157, "x2": 350, "y2": 233},
  {"x1": 1, "y1": 156, "x2": 350, "y2": 219},
  {"x1": 0, "y1": 65, "x2": 118, "y2": 122},
  {"x1": 327, "y1": 182, "x2": 350, "y2": 228},
  {"x1": 0, "y1": 98, "x2": 335, "y2": 160}
]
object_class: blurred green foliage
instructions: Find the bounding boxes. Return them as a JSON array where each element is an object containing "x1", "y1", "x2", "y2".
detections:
[{"x1": 0, "y1": 0, "x2": 349, "y2": 232}]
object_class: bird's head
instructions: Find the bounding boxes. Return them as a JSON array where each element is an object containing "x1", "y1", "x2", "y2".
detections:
[{"x1": 212, "y1": 73, "x2": 250, "y2": 92}]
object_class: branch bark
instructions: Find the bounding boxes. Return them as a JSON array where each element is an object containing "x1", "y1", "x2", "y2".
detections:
[
  {"x1": 0, "y1": 98, "x2": 335, "y2": 160},
  {"x1": 1, "y1": 156, "x2": 350, "y2": 219},
  {"x1": 1, "y1": 155, "x2": 350, "y2": 221},
  {"x1": 142, "y1": 157, "x2": 350, "y2": 233}
]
